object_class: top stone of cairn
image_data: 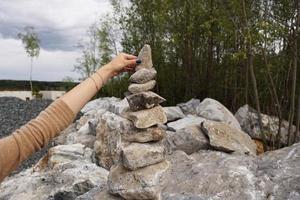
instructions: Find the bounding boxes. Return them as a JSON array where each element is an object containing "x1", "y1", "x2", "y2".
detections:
[{"x1": 136, "y1": 44, "x2": 153, "y2": 71}]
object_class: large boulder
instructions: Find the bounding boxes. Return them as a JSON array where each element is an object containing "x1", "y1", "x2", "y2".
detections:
[
  {"x1": 167, "y1": 115, "x2": 206, "y2": 131},
  {"x1": 0, "y1": 145, "x2": 108, "y2": 200},
  {"x1": 196, "y1": 98, "x2": 241, "y2": 130},
  {"x1": 122, "y1": 142, "x2": 166, "y2": 170},
  {"x1": 162, "y1": 150, "x2": 261, "y2": 200},
  {"x1": 163, "y1": 125, "x2": 209, "y2": 155},
  {"x1": 235, "y1": 104, "x2": 297, "y2": 146},
  {"x1": 163, "y1": 142, "x2": 300, "y2": 200},
  {"x1": 108, "y1": 161, "x2": 170, "y2": 200},
  {"x1": 201, "y1": 121, "x2": 257, "y2": 155},
  {"x1": 177, "y1": 98, "x2": 201, "y2": 115}
]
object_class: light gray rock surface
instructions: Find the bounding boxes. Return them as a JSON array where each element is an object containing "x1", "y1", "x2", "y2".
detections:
[
  {"x1": 93, "y1": 111, "x2": 136, "y2": 169},
  {"x1": 129, "y1": 68, "x2": 157, "y2": 84},
  {"x1": 177, "y1": 98, "x2": 201, "y2": 115},
  {"x1": 122, "y1": 142, "x2": 166, "y2": 170},
  {"x1": 128, "y1": 80, "x2": 156, "y2": 94},
  {"x1": 109, "y1": 98, "x2": 130, "y2": 115},
  {"x1": 164, "y1": 106, "x2": 186, "y2": 122},
  {"x1": 196, "y1": 98, "x2": 241, "y2": 130},
  {"x1": 0, "y1": 145, "x2": 108, "y2": 200},
  {"x1": 47, "y1": 144, "x2": 90, "y2": 167},
  {"x1": 126, "y1": 91, "x2": 166, "y2": 111},
  {"x1": 1, "y1": 96, "x2": 300, "y2": 200},
  {"x1": 163, "y1": 143, "x2": 300, "y2": 200},
  {"x1": 136, "y1": 44, "x2": 153, "y2": 71},
  {"x1": 76, "y1": 187, "x2": 122, "y2": 200},
  {"x1": 127, "y1": 105, "x2": 167, "y2": 128},
  {"x1": 167, "y1": 115, "x2": 206, "y2": 131},
  {"x1": 81, "y1": 97, "x2": 120, "y2": 113},
  {"x1": 235, "y1": 104, "x2": 297, "y2": 146},
  {"x1": 201, "y1": 121, "x2": 257, "y2": 155},
  {"x1": 163, "y1": 125, "x2": 209, "y2": 155},
  {"x1": 108, "y1": 161, "x2": 170, "y2": 200}
]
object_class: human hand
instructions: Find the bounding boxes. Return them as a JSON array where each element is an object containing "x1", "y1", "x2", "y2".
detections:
[{"x1": 103, "y1": 53, "x2": 140, "y2": 77}]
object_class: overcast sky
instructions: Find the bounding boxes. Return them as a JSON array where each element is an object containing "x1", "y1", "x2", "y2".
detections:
[{"x1": 0, "y1": 0, "x2": 112, "y2": 81}]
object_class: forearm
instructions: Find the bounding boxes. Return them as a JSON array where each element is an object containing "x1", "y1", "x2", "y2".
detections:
[{"x1": 60, "y1": 64, "x2": 114, "y2": 114}]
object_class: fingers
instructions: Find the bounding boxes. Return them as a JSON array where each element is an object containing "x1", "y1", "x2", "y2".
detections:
[
  {"x1": 123, "y1": 53, "x2": 137, "y2": 60},
  {"x1": 125, "y1": 59, "x2": 137, "y2": 66}
]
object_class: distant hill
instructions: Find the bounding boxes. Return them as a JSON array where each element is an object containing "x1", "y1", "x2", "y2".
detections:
[{"x1": 0, "y1": 80, "x2": 78, "y2": 91}]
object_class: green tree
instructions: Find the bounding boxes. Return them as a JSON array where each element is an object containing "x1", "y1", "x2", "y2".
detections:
[{"x1": 18, "y1": 26, "x2": 40, "y2": 95}]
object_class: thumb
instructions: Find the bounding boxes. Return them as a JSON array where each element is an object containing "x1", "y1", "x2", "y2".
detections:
[{"x1": 125, "y1": 59, "x2": 137, "y2": 66}]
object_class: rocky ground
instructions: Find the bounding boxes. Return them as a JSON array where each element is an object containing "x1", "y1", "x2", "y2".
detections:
[
  {"x1": 0, "y1": 46, "x2": 299, "y2": 199},
  {"x1": 0, "y1": 97, "x2": 53, "y2": 173},
  {"x1": 0, "y1": 96, "x2": 299, "y2": 200}
]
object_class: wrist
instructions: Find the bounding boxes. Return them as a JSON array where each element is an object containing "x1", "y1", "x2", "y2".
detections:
[{"x1": 97, "y1": 64, "x2": 114, "y2": 82}]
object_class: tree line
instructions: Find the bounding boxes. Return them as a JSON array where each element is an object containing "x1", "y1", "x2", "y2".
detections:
[{"x1": 74, "y1": 0, "x2": 300, "y2": 147}]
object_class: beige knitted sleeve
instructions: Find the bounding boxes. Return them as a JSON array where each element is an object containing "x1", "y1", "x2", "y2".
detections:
[{"x1": 0, "y1": 99, "x2": 75, "y2": 182}]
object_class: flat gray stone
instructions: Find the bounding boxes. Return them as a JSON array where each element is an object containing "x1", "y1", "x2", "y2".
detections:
[
  {"x1": 129, "y1": 68, "x2": 157, "y2": 84},
  {"x1": 163, "y1": 125, "x2": 209, "y2": 155},
  {"x1": 122, "y1": 142, "x2": 165, "y2": 170},
  {"x1": 128, "y1": 80, "x2": 156, "y2": 93},
  {"x1": 136, "y1": 44, "x2": 153, "y2": 71},
  {"x1": 108, "y1": 160, "x2": 170, "y2": 200},
  {"x1": 126, "y1": 105, "x2": 167, "y2": 128},
  {"x1": 201, "y1": 121, "x2": 256, "y2": 155},
  {"x1": 177, "y1": 98, "x2": 201, "y2": 115},
  {"x1": 122, "y1": 127, "x2": 165, "y2": 143},
  {"x1": 167, "y1": 115, "x2": 206, "y2": 131},
  {"x1": 126, "y1": 91, "x2": 166, "y2": 111},
  {"x1": 164, "y1": 106, "x2": 186, "y2": 122}
]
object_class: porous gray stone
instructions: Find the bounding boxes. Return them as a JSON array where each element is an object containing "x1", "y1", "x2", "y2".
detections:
[
  {"x1": 129, "y1": 68, "x2": 157, "y2": 84},
  {"x1": 163, "y1": 125, "x2": 209, "y2": 155},
  {"x1": 126, "y1": 91, "x2": 166, "y2": 111},
  {"x1": 122, "y1": 126, "x2": 165, "y2": 143},
  {"x1": 163, "y1": 106, "x2": 186, "y2": 122},
  {"x1": 177, "y1": 98, "x2": 201, "y2": 115},
  {"x1": 167, "y1": 115, "x2": 206, "y2": 131},
  {"x1": 94, "y1": 111, "x2": 135, "y2": 169},
  {"x1": 108, "y1": 160, "x2": 170, "y2": 200},
  {"x1": 136, "y1": 44, "x2": 153, "y2": 71},
  {"x1": 128, "y1": 80, "x2": 156, "y2": 93},
  {"x1": 122, "y1": 142, "x2": 165, "y2": 170},
  {"x1": 126, "y1": 105, "x2": 167, "y2": 128}
]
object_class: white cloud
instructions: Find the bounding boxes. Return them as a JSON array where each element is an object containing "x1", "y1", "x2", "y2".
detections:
[
  {"x1": 0, "y1": 0, "x2": 112, "y2": 50},
  {"x1": 0, "y1": 37, "x2": 81, "y2": 81},
  {"x1": 0, "y1": 0, "x2": 113, "y2": 81}
]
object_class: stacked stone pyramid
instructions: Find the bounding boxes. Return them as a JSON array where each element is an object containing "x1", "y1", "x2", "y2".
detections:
[{"x1": 108, "y1": 44, "x2": 170, "y2": 200}]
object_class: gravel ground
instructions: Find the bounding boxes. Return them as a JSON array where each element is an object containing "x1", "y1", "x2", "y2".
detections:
[{"x1": 0, "y1": 97, "x2": 53, "y2": 174}]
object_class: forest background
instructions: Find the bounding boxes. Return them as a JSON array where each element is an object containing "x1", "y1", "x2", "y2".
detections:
[{"x1": 72, "y1": 0, "x2": 300, "y2": 147}]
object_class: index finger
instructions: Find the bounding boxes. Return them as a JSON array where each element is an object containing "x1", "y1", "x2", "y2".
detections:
[{"x1": 123, "y1": 53, "x2": 137, "y2": 60}]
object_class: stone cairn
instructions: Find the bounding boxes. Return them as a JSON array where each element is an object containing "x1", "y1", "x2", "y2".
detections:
[{"x1": 107, "y1": 44, "x2": 170, "y2": 200}]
